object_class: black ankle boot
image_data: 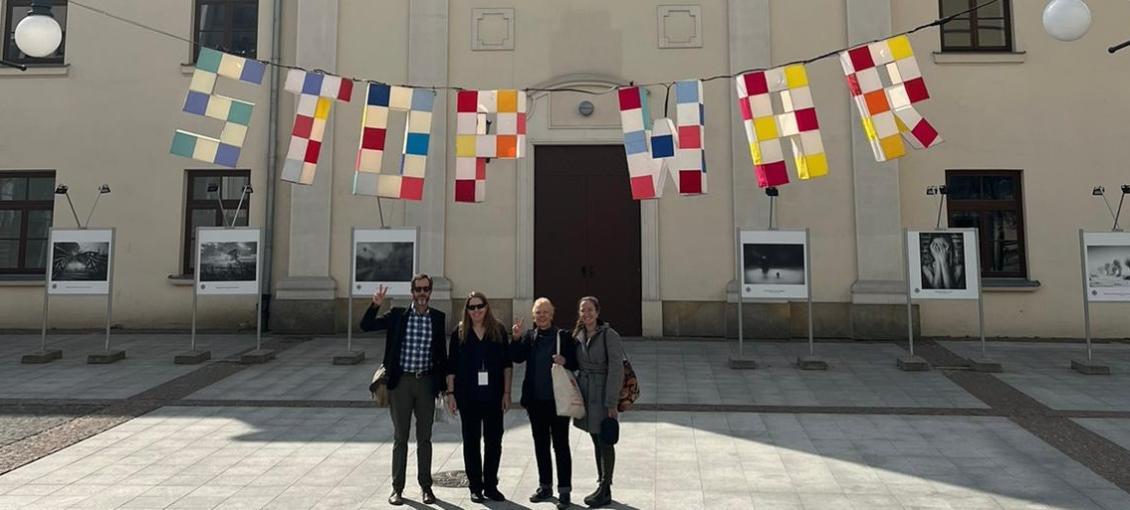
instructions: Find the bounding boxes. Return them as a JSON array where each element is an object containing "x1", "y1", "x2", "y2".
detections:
[
  {"x1": 583, "y1": 485, "x2": 603, "y2": 506},
  {"x1": 586, "y1": 485, "x2": 611, "y2": 508}
]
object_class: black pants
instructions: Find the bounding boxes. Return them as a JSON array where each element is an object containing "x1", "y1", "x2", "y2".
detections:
[
  {"x1": 527, "y1": 399, "x2": 572, "y2": 492},
  {"x1": 591, "y1": 433, "x2": 615, "y2": 487},
  {"x1": 459, "y1": 401, "x2": 504, "y2": 492}
]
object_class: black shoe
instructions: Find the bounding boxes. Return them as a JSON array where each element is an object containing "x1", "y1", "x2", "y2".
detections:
[
  {"x1": 469, "y1": 490, "x2": 486, "y2": 503},
  {"x1": 582, "y1": 487, "x2": 602, "y2": 506},
  {"x1": 556, "y1": 493, "x2": 572, "y2": 509},
  {"x1": 484, "y1": 487, "x2": 506, "y2": 501},
  {"x1": 421, "y1": 487, "x2": 436, "y2": 504},
  {"x1": 530, "y1": 487, "x2": 553, "y2": 502},
  {"x1": 388, "y1": 489, "x2": 404, "y2": 506},
  {"x1": 586, "y1": 486, "x2": 611, "y2": 508}
]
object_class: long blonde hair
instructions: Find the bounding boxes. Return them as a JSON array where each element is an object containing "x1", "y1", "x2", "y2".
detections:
[{"x1": 458, "y1": 291, "x2": 505, "y2": 343}]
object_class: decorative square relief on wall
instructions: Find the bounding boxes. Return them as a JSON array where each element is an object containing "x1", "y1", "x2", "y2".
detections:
[
  {"x1": 658, "y1": 5, "x2": 702, "y2": 49},
  {"x1": 472, "y1": 8, "x2": 515, "y2": 51}
]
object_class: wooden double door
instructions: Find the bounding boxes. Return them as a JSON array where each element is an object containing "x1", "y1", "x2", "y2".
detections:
[{"x1": 534, "y1": 145, "x2": 642, "y2": 336}]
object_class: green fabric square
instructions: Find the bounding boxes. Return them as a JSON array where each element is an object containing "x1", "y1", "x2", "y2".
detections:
[
  {"x1": 227, "y1": 101, "x2": 253, "y2": 126},
  {"x1": 170, "y1": 131, "x2": 198, "y2": 157},
  {"x1": 196, "y1": 48, "x2": 222, "y2": 73}
]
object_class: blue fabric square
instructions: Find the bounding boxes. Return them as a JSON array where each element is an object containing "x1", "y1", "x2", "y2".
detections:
[
  {"x1": 405, "y1": 133, "x2": 430, "y2": 156},
  {"x1": 651, "y1": 134, "x2": 675, "y2": 158},
  {"x1": 240, "y1": 60, "x2": 266, "y2": 85},
  {"x1": 675, "y1": 81, "x2": 699, "y2": 103},
  {"x1": 411, "y1": 89, "x2": 435, "y2": 112},
  {"x1": 367, "y1": 83, "x2": 391, "y2": 107},
  {"x1": 215, "y1": 144, "x2": 241, "y2": 168},
  {"x1": 302, "y1": 73, "x2": 324, "y2": 95},
  {"x1": 623, "y1": 130, "x2": 648, "y2": 155},
  {"x1": 183, "y1": 91, "x2": 210, "y2": 116}
]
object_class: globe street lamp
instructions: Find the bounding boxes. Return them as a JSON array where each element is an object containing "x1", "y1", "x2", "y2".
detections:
[
  {"x1": 14, "y1": 0, "x2": 63, "y2": 58},
  {"x1": 1042, "y1": 0, "x2": 1092, "y2": 42}
]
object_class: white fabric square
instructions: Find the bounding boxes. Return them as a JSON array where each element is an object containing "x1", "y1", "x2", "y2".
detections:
[{"x1": 455, "y1": 156, "x2": 478, "y2": 179}]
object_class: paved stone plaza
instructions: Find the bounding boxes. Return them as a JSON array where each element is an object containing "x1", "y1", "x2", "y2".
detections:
[{"x1": 1, "y1": 334, "x2": 1130, "y2": 509}]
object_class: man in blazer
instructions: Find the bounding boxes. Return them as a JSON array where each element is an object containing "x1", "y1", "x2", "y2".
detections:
[{"x1": 361, "y1": 273, "x2": 447, "y2": 506}]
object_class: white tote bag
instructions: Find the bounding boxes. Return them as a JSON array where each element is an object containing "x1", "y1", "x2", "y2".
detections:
[{"x1": 551, "y1": 335, "x2": 586, "y2": 419}]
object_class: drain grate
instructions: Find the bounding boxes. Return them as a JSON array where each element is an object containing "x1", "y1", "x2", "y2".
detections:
[{"x1": 433, "y1": 470, "x2": 470, "y2": 488}]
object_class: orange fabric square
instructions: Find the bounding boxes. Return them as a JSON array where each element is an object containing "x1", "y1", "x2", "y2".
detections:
[
  {"x1": 497, "y1": 90, "x2": 518, "y2": 113},
  {"x1": 864, "y1": 90, "x2": 890, "y2": 115},
  {"x1": 496, "y1": 135, "x2": 518, "y2": 158}
]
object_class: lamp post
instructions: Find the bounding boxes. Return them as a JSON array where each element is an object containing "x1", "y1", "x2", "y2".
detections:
[{"x1": 14, "y1": 0, "x2": 62, "y2": 58}]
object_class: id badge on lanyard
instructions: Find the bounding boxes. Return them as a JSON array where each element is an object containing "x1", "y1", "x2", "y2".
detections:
[{"x1": 478, "y1": 360, "x2": 489, "y2": 386}]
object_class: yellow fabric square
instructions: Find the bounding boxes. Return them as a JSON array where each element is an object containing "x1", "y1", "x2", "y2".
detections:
[
  {"x1": 205, "y1": 96, "x2": 232, "y2": 121},
  {"x1": 753, "y1": 117, "x2": 778, "y2": 141},
  {"x1": 796, "y1": 152, "x2": 828, "y2": 180},
  {"x1": 879, "y1": 135, "x2": 906, "y2": 159},
  {"x1": 894, "y1": 115, "x2": 910, "y2": 133},
  {"x1": 220, "y1": 123, "x2": 248, "y2": 146},
  {"x1": 189, "y1": 70, "x2": 217, "y2": 93},
  {"x1": 314, "y1": 98, "x2": 333, "y2": 120},
  {"x1": 749, "y1": 142, "x2": 763, "y2": 165},
  {"x1": 784, "y1": 65, "x2": 808, "y2": 89},
  {"x1": 888, "y1": 35, "x2": 913, "y2": 61},
  {"x1": 497, "y1": 90, "x2": 518, "y2": 113},
  {"x1": 455, "y1": 135, "x2": 477, "y2": 158},
  {"x1": 861, "y1": 116, "x2": 878, "y2": 141}
]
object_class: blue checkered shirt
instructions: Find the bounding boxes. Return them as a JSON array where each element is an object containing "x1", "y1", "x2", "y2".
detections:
[{"x1": 400, "y1": 308, "x2": 432, "y2": 372}]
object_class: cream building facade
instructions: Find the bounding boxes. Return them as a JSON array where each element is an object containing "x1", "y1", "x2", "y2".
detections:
[{"x1": 1, "y1": 0, "x2": 1127, "y2": 340}]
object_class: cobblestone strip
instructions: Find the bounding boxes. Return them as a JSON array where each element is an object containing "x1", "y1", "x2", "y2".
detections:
[
  {"x1": 0, "y1": 337, "x2": 308, "y2": 475},
  {"x1": 918, "y1": 339, "x2": 1130, "y2": 493}
]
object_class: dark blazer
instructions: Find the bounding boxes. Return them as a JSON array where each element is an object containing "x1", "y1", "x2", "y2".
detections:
[
  {"x1": 447, "y1": 324, "x2": 512, "y2": 409},
  {"x1": 510, "y1": 326, "x2": 580, "y2": 408},
  {"x1": 360, "y1": 304, "x2": 447, "y2": 395}
]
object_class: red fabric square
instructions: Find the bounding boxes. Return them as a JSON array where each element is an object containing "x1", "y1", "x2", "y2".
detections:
[
  {"x1": 457, "y1": 91, "x2": 479, "y2": 113},
  {"x1": 292, "y1": 115, "x2": 314, "y2": 138},
  {"x1": 911, "y1": 120, "x2": 939, "y2": 146},
  {"x1": 475, "y1": 158, "x2": 487, "y2": 180},
  {"x1": 903, "y1": 77, "x2": 930, "y2": 103},
  {"x1": 401, "y1": 177, "x2": 424, "y2": 200},
  {"x1": 361, "y1": 127, "x2": 386, "y2": 150},
  {"x1": 679, "y1": 170, "x2": 702, "y2": 194},
  {"x1": 848, "y1": 46, "x2": 875, "y2": 71},
  {"x1": 618, "y1": 87, "x2": 642, "y2": 111},
  {"x1": 845, "y1": 74, "x2": 863, "y2": 96},
  {"x1": 757, "y1": 161, "x2": 789, "y2": 188},
  {"x1": 338, "y1": 79, "x2": 354, "y2": 101},
  {"x1": 678, "y1": 126, "x2": 701, "y2": 149},
  {"x1": 454, "y1": 179, "x2": 477, "y2": 202},
  {"x1": 795, "y1": 108, "x2": 819, "y2": 131},
  {"x1": 738, "y1": 96, "x2": 753, "y2": 120},
  {"x1": 629, "y1": 175, "x2": 655, "y2": 200},
  {"x1": 742, "y1": 72, "x2": 768, "y2": 96},
  {"x1": 516, "y1": 113, "x2": 526, "y2": 135},
  {"x1": 303, "y1": 140, "x2": 322, "y2": 164}
]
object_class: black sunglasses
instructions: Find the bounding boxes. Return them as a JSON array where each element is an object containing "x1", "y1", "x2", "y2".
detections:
[
  {"x1": 412, "y1": 286, "x2": 432, "y2": 293},
  {"x1": 466, "y1": 303, "x2": 486, "y2": 311}
]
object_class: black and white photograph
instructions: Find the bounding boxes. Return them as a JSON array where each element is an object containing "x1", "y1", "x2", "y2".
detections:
[
  {"x1": 1083, "y1": 232, "x2": 1130, "y2": 302},
  {"x1": 195, "y1": 228, "x2": 261, "y2": 295},
  {"x1": 740, "y1": 230, "x2": 809, "y2": 299},
  {"x1": 907, "y1": 229, "x2": 980, "y2": 300},
  {"x1": 352, "y1": 228, "x2": 418, "y2": 296},
  {"x1": 47, "y1": 229, "x2": 114, "y2": 295}
]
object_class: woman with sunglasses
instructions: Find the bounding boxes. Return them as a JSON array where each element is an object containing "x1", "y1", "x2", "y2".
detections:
[
  {"x1": 444, "y1": 292, "x2": 513, "y2": 503},
  {"x1": 510, "y1": 298, "x2": 579, "y2": 509},
  {"x1": 572, "y1": 296, "x2": 624, "y2": 508}
]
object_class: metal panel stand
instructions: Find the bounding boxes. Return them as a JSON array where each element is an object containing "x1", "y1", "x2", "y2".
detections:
[
  {"x1": 1072, "y1": 229, "x2": 1110, "y2": 375},
  {"x1": 333, "y1": 227, "x2": 366, "y2": 365},
  {"x1": 898, "y1": 228, "x2": 930, "y2": 372},
  {"x1": 175, "y1": 280, "x2": 211, "y2": 364},
  {"x1": 21, "y1": 278, "x2": 62, "y2": 364},
  {"x1": 795, "y1": 228, "x2": 826, "y2": 370},
  {"x1": 731, "y1": 193, "x2": 779, "y2": 370},
  {"x1": 967, "y1": 231, "x2": 1000, "y2": 372},
  {"x1": 87, "y1": 230, "x2": 124, "y2": 364}
]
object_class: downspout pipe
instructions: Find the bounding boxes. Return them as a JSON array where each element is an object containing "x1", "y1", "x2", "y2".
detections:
[{"x1": 261, "y1": 0, "x2": 282, "y2": 329}]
